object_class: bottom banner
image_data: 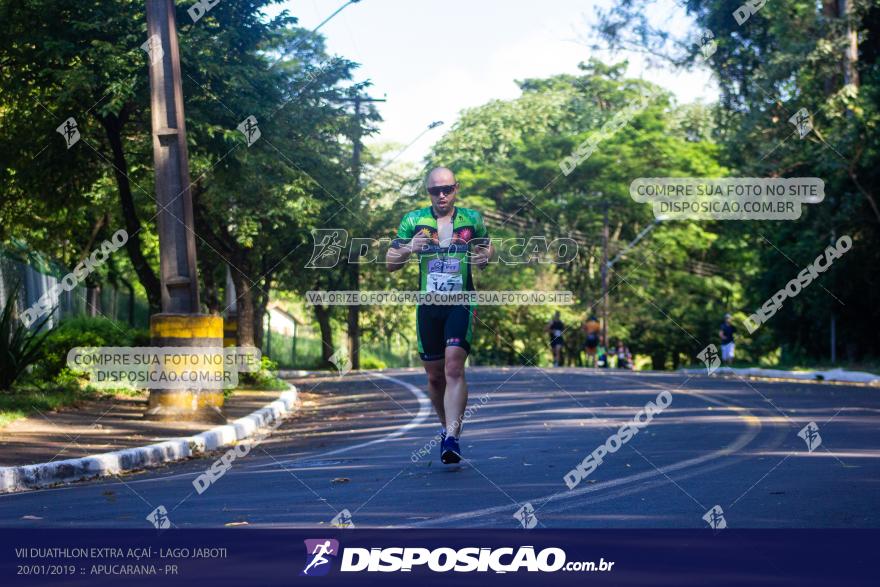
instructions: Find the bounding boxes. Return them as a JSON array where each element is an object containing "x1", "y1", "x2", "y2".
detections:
[{"x1": 2, "y1": 529, "x2": 875, "y2": 586}]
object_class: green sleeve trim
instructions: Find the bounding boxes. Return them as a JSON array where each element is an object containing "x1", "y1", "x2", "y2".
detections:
[
  {"x1": 475, "y1": 211, "x2": 489, "y2": 239},
  {"x1": 396, "y1": 211, "x2": 415, "y2": 239}
]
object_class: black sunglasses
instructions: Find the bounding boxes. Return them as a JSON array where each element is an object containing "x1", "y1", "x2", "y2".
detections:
[{"x1": 427, "y1": 184, "x2": 457, "y2": 197}]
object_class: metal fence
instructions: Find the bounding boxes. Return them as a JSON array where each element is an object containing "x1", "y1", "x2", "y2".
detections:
[{"x1": 0, "y1": 249, "x2": 149, "y2": 331}]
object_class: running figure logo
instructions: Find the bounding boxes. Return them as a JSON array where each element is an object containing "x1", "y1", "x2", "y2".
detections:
[
  {"x1": 789, "y1": 108, "x2": 813, "y2": 139},
  {"x1": 798, "y1": 422, "x2": 822, "y2": 452},
  {"x1": 237, "y1": 115, "x2": 261, "y2": 146},
  {"x1": 513, "y1": 502, "x2": 539, "y2": 529},
  {"x1": 145, "y1": 505, "x2": 171, "y2": 529},
  {"x1": 330, "y1": 509, "x2": 355, "y2": 528},
  {"x1": 702, "y1": 505, "x2": 727, "y2": 530},
  {"x1": 140, "y1": 34, "x2": 164, "y2": 65},
  {"x1": 697, "y1": 344, "x2": 721, "y2": 375},
  {"x1": 301, "y1": 539, "x2": 339, "y2": 576},
  {"x1": 306, "y1": 229, "x2": 348, "y2": 269},
  {"x1": 56, "y1": 117, "x2": 80, "y2": 149}
]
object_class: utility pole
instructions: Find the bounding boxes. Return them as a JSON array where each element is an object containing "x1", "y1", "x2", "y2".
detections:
[
  {"x1": 144, "y1": 0, "x2": 224, "y2": 422},
  {"x1": 601, "y1": 198, "x2": 609, "y2": 346},
  {"x1": 830, "y1": 229, "x2": 837, "y2": 364},
  {"x1": 341, "y1": 93, "x2": 385, "y2": 370}
]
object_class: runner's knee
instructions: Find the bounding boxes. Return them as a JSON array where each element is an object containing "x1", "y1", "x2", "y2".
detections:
[
  {"x1": 427, "y1": 372, "x2": 446, "y2": 389},
  {"x1": 444, "y1": 360, "x2": 465, "y2": 380}
]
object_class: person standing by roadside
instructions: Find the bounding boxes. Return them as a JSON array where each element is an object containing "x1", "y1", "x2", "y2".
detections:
[
  {"x1": 547, "y1": 311, "x2": 565, "y2": 367},
  {"x1": 583, "y1": 314, "x2": 601, "y2": 367},
  {"x1": 719, "y1": 313, "x2": 736, "y2": 366}
]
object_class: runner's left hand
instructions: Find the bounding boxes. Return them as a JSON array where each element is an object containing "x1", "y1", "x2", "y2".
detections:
[{"x1": 472, "y1": 244, "x2": 490, "y2": 269}]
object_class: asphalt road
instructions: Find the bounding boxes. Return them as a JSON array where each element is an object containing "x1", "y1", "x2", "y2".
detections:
[{"x1": 1, "y1": 368, "x2": 877, "y2": 529}]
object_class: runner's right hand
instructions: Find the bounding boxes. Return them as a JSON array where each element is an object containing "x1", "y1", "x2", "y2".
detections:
[{"x1": 409, "y1": 235, "x2": 430, "y2": 252}]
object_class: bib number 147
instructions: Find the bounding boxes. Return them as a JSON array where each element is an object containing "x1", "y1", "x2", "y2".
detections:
[{"x1": 427, "y1": 273, "x2": 463, "y2": 292}]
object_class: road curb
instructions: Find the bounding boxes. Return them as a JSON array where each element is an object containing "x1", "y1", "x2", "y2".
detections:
[
  {"x1": 276, "y1": 369, "x2": 315, "y2": 378},
  {"x1": 679, "y1": 366, "x2": 880, "y2": 386},
  {"x1": 0, "y1": 384, "x2": 298, "y2": 494}
]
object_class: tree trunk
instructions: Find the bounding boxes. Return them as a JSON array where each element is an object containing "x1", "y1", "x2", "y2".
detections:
[
  {"x1": 347, "y1": 262, "x2": 360, "y2": 369},
  {"x1": 86, "y1": 283, "x2": 101, "y2": 317},
  {"x1": 824, "y1": 1, "x2": 860, "y2": 90},
  {"x1": 200, "y1": 254, "x2": 221, "y2": 314},
  {"x1": 253, "y1": 273, "x2": 272, "y2": 351},
  {"x1": 229, "y1": 264, "x2": 256, "y2": 347},
  {"x1": 314, "y1": 304, "x2": 334, "y2": 366},
  {"x1": 100, "y1": 112, "x2": 162, "y2": 313},
  {"x1": 841, "y1": 0, "x2": 860, "y2": 88},
  {"x1": 651, "y1": 353, "x2": 666, "y2": 371}
]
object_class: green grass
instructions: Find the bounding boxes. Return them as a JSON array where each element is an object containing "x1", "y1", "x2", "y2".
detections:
[
  {"x1": 0, "y1": 387, "x2": 100, "y2": 428},
  {"x1": 0, "y1": 378, "x2": 292, "y2": 429}
]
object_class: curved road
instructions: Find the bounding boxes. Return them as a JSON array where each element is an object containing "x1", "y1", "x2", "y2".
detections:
[{"x1": 0, "y1": 368, "x2": 876, "y2": 528}]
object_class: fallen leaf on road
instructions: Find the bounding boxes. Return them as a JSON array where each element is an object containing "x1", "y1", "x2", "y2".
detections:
[
  {"x1": 21, "y1": 515, "x2": 43, "y2": 520},
  {"x1": 331, "y1": 477, "x2": 351, "y2": 484}
]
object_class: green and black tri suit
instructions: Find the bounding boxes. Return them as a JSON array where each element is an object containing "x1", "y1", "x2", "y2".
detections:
[{"x1": 393, "y1": 206, "x2": 489, "y2": 361}]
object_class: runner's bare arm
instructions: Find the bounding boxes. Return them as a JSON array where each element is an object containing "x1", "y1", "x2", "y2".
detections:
[
  {"x1": 472, "y1": 241, "x2": 493, "y2": 270},
  {"x1": 386, "y1": 236, "x2": 429, "y2": 272}
]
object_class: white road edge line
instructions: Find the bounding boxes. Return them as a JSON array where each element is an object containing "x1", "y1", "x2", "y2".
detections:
[
  {"x1": 243, "y1": 372, "x2": 432, "y2": 469},
  {"x1": 404, "y1": 380, "x2": 762, "y2": 528}
]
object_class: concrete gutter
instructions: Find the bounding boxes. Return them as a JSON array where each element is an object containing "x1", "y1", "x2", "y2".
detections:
[{"x1": 0, "y1": 384, "x2": 298, "y2": 494}]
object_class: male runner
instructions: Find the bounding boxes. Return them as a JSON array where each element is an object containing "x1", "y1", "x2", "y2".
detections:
[{"x1": 385, "y1": 167, "x2": 492, "y2": 464}]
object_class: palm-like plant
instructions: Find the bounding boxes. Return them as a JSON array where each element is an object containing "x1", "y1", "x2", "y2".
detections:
[{"x1": 0, "y1": 283, "x2": 54, "y2": 391}]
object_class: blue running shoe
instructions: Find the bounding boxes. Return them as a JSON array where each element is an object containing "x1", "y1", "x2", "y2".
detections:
[{"x1": 441, "y1": 435, "x2": 462, "y2": 464}]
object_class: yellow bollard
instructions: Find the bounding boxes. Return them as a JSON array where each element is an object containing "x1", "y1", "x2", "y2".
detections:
[{"x1": 145, "y1": 313, "x2": 226, "y2": 423}]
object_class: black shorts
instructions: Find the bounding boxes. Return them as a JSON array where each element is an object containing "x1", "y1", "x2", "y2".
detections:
[
  {"x1": 584, "y1": 333, "x2": 599, "y2": 349},
  {"x1": 550, "y1": 337, "x2": 564, "y2": 348},
  {"x1": 417, "y1": 305, "x2": 474, "y2": 361}
]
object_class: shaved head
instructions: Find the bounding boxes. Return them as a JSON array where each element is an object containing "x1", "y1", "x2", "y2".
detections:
[{"x1": 426, "y1": 166, "x2": 456, "y2": 188}]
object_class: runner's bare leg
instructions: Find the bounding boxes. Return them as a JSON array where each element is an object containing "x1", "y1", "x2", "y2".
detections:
[
  {"x1": 422, "y1": 359, "x2": 447, "y2": 427},
  {"x1": 443, "y1": 346, "x2": 469, "y2": 437}
]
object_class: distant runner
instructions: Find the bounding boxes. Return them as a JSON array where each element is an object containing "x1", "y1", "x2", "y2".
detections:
[
  {"x1": 385, "y1": 167, "x2": 493, "y2": 464},
  {"x1": 616, "y1": 341, "x2": 633, "y2": 370},
  {"x1": 720, "y1": 313, "x2": 736, "y2": 366},
  {"x1": 547, "y1": 311, "x2": 565, "y2": 367},
  {"x1": 583, "y1": 314, "x2": 601, "y2": 367}
]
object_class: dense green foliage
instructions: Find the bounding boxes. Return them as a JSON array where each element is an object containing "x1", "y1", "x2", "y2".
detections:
[
  {"x1": 0, "y1": 285, "x2": 53, "y2": 389},
  {"x1": 34, "y1": 316, "x2": 149, "y2": 384},
  {"x1": 2, "y1": 0, "x2": 876, "y2": 374},
  {"x1": 593, "y1": 0, "x2": 880, "y2": 364}
]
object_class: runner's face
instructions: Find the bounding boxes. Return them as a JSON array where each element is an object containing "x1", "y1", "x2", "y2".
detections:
[{"x1": 427, "y1": 172, "x2": 458, "y2": 214}]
